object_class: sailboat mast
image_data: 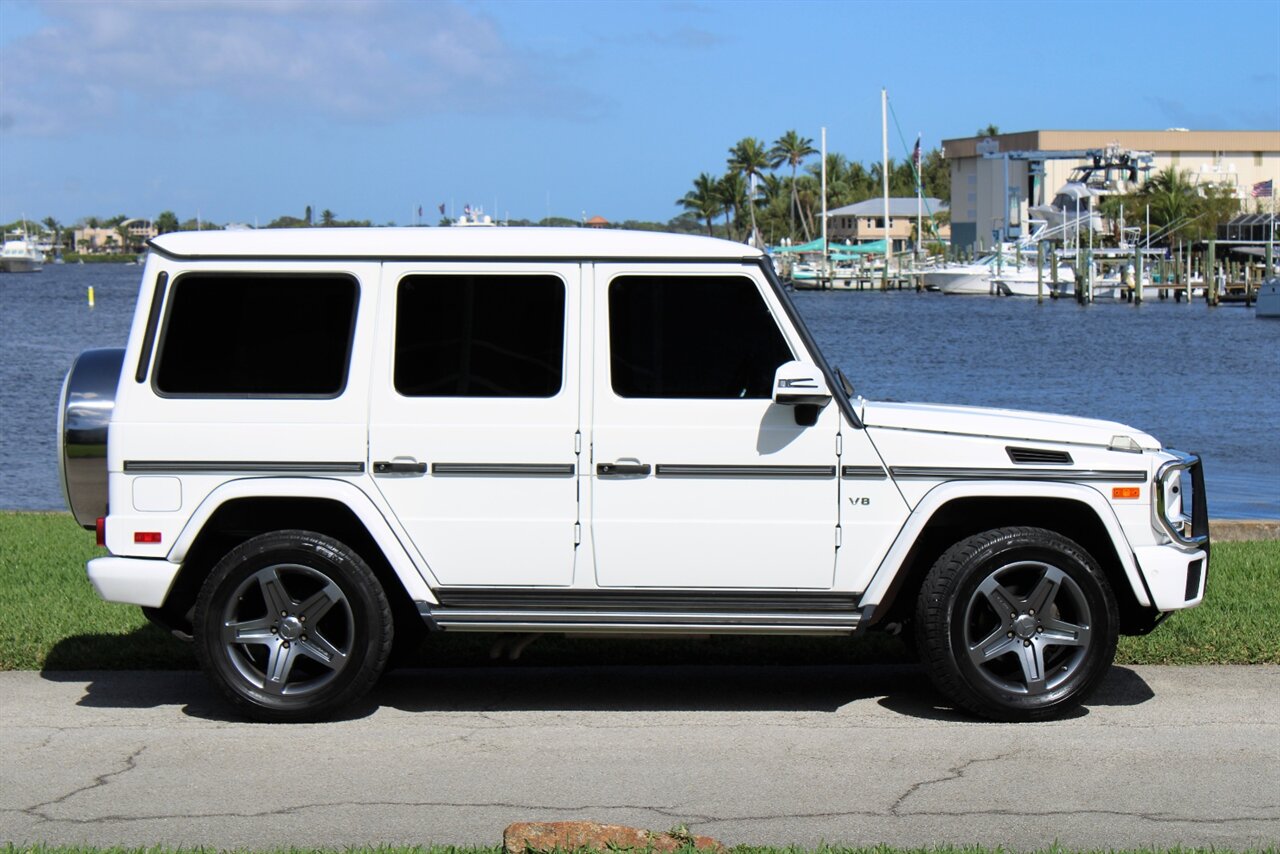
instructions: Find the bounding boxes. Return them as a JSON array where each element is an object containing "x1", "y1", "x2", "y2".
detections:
[
  {"x1": 882, "y1": 88, "x2": 891, "y2": 286},
  {"x1": 821, "y1": 126, "x2": 828, "y2": 279}
]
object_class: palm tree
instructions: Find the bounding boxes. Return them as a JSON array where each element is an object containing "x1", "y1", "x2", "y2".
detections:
[
  {"x1": 154, "y1": 211, "x2": 180, "y2": 235},
  {"x1": 716, "y1": 172, "x2": 748, "y2": 241},
  {"x1": 1142, "y1": 167, "x2": 1198, "y2": 243},
  {"x1": 727, "y1": 137, "x2": 771, "y2": 247},
  {"x1": 770, "y1": 130, "x2": 817, "y2": 242},
  {"x1": 677, "y1": 173, "x2": 720, "y2": 236},
  {"x1": 41, "y1": 216, "x2": 61, "y2": 252},
  {"x1": 320, "y1": 209, "x2": 336, "y2": 226}
]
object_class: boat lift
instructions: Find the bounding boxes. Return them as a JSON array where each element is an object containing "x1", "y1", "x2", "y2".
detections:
[{"x1": 979, "y1": 141, "x2": 1154, "y2": 243}]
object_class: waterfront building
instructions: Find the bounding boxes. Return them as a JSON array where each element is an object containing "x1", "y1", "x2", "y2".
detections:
[
  {"x1": 943, "y1": 129, "x2": 1280, "y2": 251},
  {"x1": 825, "y1": 197, "x2": 948, "y2": 253},
  {"x1": 73, "y1": 218, "x2": 157, "y2": 253}
]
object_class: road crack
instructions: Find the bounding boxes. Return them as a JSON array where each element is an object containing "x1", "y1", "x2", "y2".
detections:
[{"x1": 23, "y1": 745, "x2": 146, "y2": 823}]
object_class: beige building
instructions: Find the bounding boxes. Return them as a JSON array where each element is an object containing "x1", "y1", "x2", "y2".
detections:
[
  {"x1": 826, "y1": 197, "x2": 949, "y2": 252},
  {"x1": 74, "y1": 218, "x2": 157, "y2": 253},
  {"x1": 943, "y1": 130, "x2": 1280, "y2": 251}
]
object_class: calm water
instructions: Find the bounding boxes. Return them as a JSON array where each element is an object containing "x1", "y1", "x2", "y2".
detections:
[{"x1": 2, "y1": 264, "x2": 1278, "y2": 518}]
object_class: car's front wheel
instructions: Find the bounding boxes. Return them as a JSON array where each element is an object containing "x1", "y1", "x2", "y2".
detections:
[
  {"x1": 916, "y1": 526, "x2": 1118, "y2": 721},
  {"x1": 194, "y1": 530, "x2": 393, "y2": 722}
]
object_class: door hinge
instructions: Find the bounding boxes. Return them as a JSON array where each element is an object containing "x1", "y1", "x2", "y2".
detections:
[
  {"x1": 574, "y1": 431, "x2": 582, "y2": 455},
  {"x1": 574, "y1": 522, "x2": 582, "y2": 546},
  {"x1": 836, "y1": 433, "x2": 843, "y2": 456},
  {"x1": 835, "y1": 524, "x2": 842, "y2": 549}
]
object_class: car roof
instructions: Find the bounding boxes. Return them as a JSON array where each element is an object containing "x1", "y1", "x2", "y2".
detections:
[{"x1": 150, "y1": 227, "x2": 764, "y2": 262}]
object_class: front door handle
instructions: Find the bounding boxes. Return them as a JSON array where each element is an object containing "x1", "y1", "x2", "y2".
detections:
[
  {"x1": 597, "y1": 462, "x2": 651, "y2": 476},
  {"x1": 373, "y1": 460, "x2": 428, "y2": 475}
]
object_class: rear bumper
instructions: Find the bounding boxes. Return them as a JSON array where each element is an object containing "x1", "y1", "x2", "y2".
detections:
[{"x1": 87, "y1": 556, "x2": 181, "y2": 608}]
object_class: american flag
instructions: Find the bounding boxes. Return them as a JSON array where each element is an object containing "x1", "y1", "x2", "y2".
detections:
[{"x1": 1252, "y1": 179, "x2": 1273, "y2": 198}]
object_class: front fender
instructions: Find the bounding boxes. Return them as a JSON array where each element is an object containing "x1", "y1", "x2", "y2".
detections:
[{"x1": 855, "y1": 480, "x2": 1150, "y2": 611}]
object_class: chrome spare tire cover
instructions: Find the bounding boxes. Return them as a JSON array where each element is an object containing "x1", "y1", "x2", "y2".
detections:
[{"x1": 59, "y1": 348, "x2": 125, "y2": 529}]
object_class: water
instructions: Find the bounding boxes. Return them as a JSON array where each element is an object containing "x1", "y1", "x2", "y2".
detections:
[{"x1": 2, "y1": 264, "x2": 1277, "y2": 518}]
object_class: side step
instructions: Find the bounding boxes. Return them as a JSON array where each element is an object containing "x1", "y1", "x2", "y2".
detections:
[{"x1": 418, "y1": 589, "x2": 864, "y2": 635}]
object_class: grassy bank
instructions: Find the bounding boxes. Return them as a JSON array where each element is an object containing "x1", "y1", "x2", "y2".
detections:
[
  {"x1": 1, "y1": 511, "x2": 1276, "y2": 672},
  {"x1": 60, "y1": 253, "x2": 141, "y2": 264}
]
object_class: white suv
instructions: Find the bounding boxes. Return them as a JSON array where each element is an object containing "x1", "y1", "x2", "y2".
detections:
[{"x1": 59, "y1": 227, "x2": 1209, "y2": 721}]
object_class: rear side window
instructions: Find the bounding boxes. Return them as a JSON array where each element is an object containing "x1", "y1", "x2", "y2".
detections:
[
  {"x1": 609, "y1": 275, "x2": 793, "y2": 399},
  {"x1": 395, "y1": 274, "x2": 565, "y2": 397},
  {"x1": 154, "y1": 274, "x2": 358, "y2": 397}
]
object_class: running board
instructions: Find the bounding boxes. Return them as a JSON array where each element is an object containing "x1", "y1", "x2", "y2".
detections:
[{"x1": 417, "y1": 589, "x2": 864, "y2": 635}]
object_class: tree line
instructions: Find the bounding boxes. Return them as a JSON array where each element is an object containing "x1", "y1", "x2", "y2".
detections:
[{"x1": 676, "y1": 130, "x2": 951, "y2": 245}]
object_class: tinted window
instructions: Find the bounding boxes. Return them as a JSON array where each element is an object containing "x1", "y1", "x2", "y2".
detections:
[
  {"x1": 155, "y1": 274, "x2": 357, "y2": 396},
  {"x1": 609, "y1": 275, "x2": 793, "y2": 399},
  {"x1": 395, "y1": 274, "x2": 565, "y2": 397}
]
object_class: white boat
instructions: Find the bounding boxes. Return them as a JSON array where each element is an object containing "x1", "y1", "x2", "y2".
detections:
[
  {"x1": 0, "y1": 232, "x2": 45, "y2": 273},
  {"x1": 991, "y1": 262, "x2": 1077, "y2": 297},
  {"x1": 924, "y1": 259, "x2": 998, "y2": 294},
  {"x1": 1257, "y1": 276, "x2": 1280, "y2": 318}
]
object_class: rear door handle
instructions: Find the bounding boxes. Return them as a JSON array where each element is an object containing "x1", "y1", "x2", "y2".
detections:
[
  {"x1": 373, "y1": 460, "x2": 428, "y2": 475},
  {"x1": 597, "y1": 462, "x2": 651, "y2": 476}
]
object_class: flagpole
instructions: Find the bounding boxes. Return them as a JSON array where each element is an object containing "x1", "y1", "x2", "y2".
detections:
[{"x1": 881, "y1": 87, "x2": 891, "y2": 290}]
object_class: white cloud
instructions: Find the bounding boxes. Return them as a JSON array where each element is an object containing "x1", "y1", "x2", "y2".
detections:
[{"x1": 0, "y1": 0, "x2": 605, "y2": 136}]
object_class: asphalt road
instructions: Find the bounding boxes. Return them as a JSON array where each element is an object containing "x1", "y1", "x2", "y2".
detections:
[{"x1": 3, "y1": 664, "x2": 1278, "y2": 851}]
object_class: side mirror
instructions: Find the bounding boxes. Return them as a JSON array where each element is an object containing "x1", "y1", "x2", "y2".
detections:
[{"x1": 771, "y1": 360, "x2": 832, "y2": 407}]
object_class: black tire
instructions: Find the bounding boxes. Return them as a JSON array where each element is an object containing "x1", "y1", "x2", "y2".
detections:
[
  {"x1": 915, "y1": 526, "x2": 1118, "y2": 722},
  {"x1": 193, "y1": 530, "x2": 393, "y2": 722}
]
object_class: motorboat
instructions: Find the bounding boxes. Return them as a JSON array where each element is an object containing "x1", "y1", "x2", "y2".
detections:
[
  {"x1": 1257, "y1": 276, "x2": 1280, "y2": 318},
  {"x1": 0, "y1": 231, "x2": 45, "y2": 273},
  {"x1": 991, "y1": 261, "x2": 1077, "y2": 297}
]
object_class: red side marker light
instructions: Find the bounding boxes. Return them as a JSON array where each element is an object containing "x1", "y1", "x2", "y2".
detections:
[
  {"x1": 96, "y1": 517, "x2": 106, "y2": 547},
  {"x1": 134, "y1": 531, "x2": 162, "y2": 544}
]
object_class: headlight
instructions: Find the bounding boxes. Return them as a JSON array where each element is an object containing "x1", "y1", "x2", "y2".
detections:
[{"x1": 1153, "y1": 451, "x2": 1208, "y2": 548}]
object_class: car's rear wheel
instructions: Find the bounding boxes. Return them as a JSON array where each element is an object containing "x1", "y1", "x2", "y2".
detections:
[
  {"x1": 916, "y1": 526, "x2": 1118, "y2": 721},
  {"x1": 194, "y1": 530, "x2": 392, "y2": 722}
]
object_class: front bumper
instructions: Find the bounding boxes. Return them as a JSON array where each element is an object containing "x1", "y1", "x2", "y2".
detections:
[
  {"x1": 1133, "y1": 545, "x2": 1209, "y2": 610},
  {"x1": 87, "y1": 556, "x2": 181, "y2": 608}
]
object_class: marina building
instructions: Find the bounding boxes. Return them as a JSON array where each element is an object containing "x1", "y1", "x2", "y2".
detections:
[
  {"x1": 943, "y1": 129, "x2": 1280, "y2": 251},
  {"x1": 825, "y1": 197, "x2": 948, "y2": 252}
]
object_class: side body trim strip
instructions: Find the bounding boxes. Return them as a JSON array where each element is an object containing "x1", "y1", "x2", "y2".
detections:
[
  {"x1": 124, "y1": 461, "x2": 365, "y2": 474},
  {"x1": 889, "y1": 466, "x2": 1147, "y2": 482},
  {"x1": 655, "y1": 464, "x2": 836, "y2": 479},
  {"x1": 431, "y1": 463, "x2": 575, "y2": 477},
  {"x1": 841, "y1": 465, "x2": 888, "y2": 479}
]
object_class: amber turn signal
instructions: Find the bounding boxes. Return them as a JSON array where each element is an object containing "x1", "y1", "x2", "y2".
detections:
[{"x1": 1112, "y1": 487, "x2": 1141, "y2": 499}]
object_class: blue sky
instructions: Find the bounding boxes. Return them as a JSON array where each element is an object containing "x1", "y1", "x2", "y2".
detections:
[{"x1": 2, "y1": 0, "x2": 1277, "y2": 227}]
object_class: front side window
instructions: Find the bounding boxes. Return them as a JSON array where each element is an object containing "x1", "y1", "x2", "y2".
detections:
[
  {"x1": 609, "y1": 274, "x2": 793, "y2": 399},
  {"x1": 154, "y1": 273, "x2": 358, "y2": 397},
  {"x1": 395, "y1": 274, "x2": 565, "y2": 397}
]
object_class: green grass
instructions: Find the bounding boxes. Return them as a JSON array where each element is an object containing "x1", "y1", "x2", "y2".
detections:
[{"x1": 1, "y1": 511, "x2": 1276, "y2": 672}]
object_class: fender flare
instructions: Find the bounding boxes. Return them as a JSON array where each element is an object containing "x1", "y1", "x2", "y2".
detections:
[
  {"x1": 857, "y1": 479, "x2": 1150, "y2": 611},
  {"x1": 166, "y1": 477, "x2": 439, "y2": 605}
]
